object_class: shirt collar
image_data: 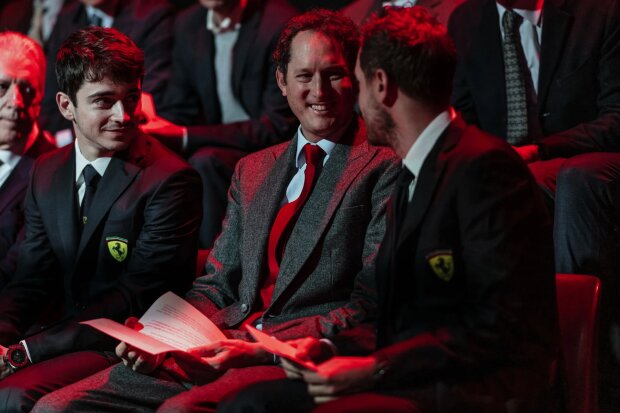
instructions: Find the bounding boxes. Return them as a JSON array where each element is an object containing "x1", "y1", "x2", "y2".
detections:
[
  {"x1": 85, "y1": 5, "x2": 114, "y2": 28},
  {"x1": 206, "y1": 0, "x2": 246, "y2": 34},
  {"x1": 496, "y1": 1, "x2": 544, "y2": 27},
  {"x1": 295, "y1": 126, "x2": 337, "y2": 168},
  {"x1": 0, "y1": 149, "x2": 21, "y2": 169},
  {"x1": 403, "y1": 109, "x2": 455, "y2": 176},
  {"x1": 74, "y1": 139, "x2": 113, "y2": 183}
]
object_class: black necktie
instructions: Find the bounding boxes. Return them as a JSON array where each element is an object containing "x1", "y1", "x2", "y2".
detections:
[
  {"x1": 394, "y1": 167, "x2": 414, "y2": 227},
  {"x1": 88, "y1": 13, "x2": 103, "y2": 27},
  {"x1": 502, "y1": 9, "x2": 529, "y2": 145},
  {"x1": 80, "y1": 165, "x2": 100, "y2": 228}
]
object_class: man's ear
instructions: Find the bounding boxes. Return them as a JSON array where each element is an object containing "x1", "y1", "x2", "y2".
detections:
[
  {"x1": 276, "y1": 69, "x2": 287, "y2": 97},
  {"x1": 56, "y1": 92, "x2": 75, "y2": 121},
  {"x1": 374, "y1": 69, "x2": 397, "y2": 107}
]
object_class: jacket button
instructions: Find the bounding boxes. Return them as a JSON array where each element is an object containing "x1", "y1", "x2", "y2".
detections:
[{"x1": 240, "y1": 303, "x2": 248, "y2": 312}]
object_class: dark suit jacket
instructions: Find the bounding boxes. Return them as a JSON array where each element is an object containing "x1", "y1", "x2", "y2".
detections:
[
  {"x1": 370, "y1": 117, "x2": 558, "y2": 411},
  {"x1": 185, "y1": 117, "x2": 399, "y2": 342},
  {"x1": 449, "y1": 0, "x2": 620, "y2": 159},
  {"x1": 158, "y1": 0, "x2": 298, "y2": 155},
  {"x1": 0, "y1": 0, "x2": 33, "y2": 33},
  {"x1": 0, "y1": 130, "x2": 56, "y2": 288},
  {"x1": 40, "y1": 0, "x2": 174, "y2": 133},
  {"x1": 0, "y1": 132, "x2": 202, "y2": 363}
]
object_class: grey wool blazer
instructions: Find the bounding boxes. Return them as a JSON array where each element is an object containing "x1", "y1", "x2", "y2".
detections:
[{"x1": 186, "y1": 116, "x2": 399, "y2": 343}]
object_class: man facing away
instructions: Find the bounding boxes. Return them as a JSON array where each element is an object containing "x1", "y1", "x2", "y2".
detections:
[
  {"x1": 219, "y1": 6, "x2": 559, "y2": 413},
  {"x1": 32, "y1": 9, "x2": 399, "y2": 413},
  {"x1": 0, "y1": 27, "x2": 202, "y2": 412},
  {"x1": 0, "y1": 31, "x2": 56, "y2": 289}
]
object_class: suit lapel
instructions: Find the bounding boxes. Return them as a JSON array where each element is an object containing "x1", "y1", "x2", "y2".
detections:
[
  {"x1": 232, "y1": 0, "x2": 260, "y2": 98},
  {"x1": 397, "y1": 120, "x2": 462, "y2": 249},
  {"x1": 76, "y1": 136, "x2": 145, "y2": 256},
  {"x1": 52, "y1": 146, "x2": 80, "y2": 264},
  {"x1": 243, "y1": 141, "x2": 297, "y2": 296},
  {"x1": 272, "y1": 119, "x2": 374, "y2": 302},
  {"x1": 194, "y1": 10, "x2": 220, "y2": 123},
  {"x1": 475, "y1": 0, "x2": 506, "y2": 119},
  {"x1": 0, "y1": 157, "x2": 33, "y2": 214},
  {"x1": 537, "y1": 0, "x2": 570, "y2": 111}
]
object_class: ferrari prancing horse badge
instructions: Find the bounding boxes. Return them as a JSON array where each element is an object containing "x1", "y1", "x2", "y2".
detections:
[
  {"x1": 106, "y1": 237, "x2": 128, "y2": 262},
  {"x1": 426, "y1": 250, "x2": 454, "y2": 282}
]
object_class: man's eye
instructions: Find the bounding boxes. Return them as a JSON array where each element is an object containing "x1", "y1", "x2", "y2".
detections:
[
  {"x1": 94, "y1": 99, "x2": 113, "y2": 108},
  {"x1": 0, "y1": 82, "x2": 9, "y2": 97},
  {"x1": 296, "y1": 74, "x2": 312, "y2": 82}
]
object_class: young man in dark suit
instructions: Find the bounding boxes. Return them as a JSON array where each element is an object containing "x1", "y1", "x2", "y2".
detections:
[
  {"x1": 219, "y1": 7, "x2": 559, "y2": 413},
  {"x1": 142, "y1": 0, "x2": 299, "y2": 248},
  {"x1": 0, "y1": 27, "x2": 201, "y2": 412},
  {"x1": 0, "y1": 31, "x2": 56, "y2": 288},
  {"x1": 39, "y1": 0, "x2": 174, "y2": 136},
  {"x1": 32, "y1": 10, "x2": 399, "y2": 413}
]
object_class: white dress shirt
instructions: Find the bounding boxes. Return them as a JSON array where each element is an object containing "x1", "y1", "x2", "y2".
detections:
[
  {"x1": 74, "y1": 140, "x2": 112, "y2": 206},
  {"x1": 206, "y1": 4, "x2": 250, "y2": 125},
  {"x1": 85, "y1": 5, "x2": 114, "y2": 28},
  {"x1": 402, "y1": 109, "x2": 455, "y2": 201},
  {"x1": 284, "y1": 126, "x2": 336, "y2": 205}
]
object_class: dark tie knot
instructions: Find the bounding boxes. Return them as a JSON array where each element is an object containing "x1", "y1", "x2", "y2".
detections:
[
  {"x1": 397, "y1": 167, "x2": 414, "y2": 187},
  {"x1": 304, "y1": 144, "x2": 325, "y2": 167},
  {"x1": 82, "y1": 164, "x2": 100, "y2": 188},
  {"x1": 502, "y1": 9, "x2": 523, "y2": 34}
]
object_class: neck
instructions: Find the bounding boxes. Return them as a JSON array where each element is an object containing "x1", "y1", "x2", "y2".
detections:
[
  {"x1": 391, "y1": 100, "x2": 443, "y2": 159},
  {"x1": 92, "y1": 0, "x2": 119, "y2": 16},
  {"x1": 212, "y1": 0, "x2": 245, "y2": 25},
  {"x1": 76, "y1": 137, "x2": 113, "y2": 162}
]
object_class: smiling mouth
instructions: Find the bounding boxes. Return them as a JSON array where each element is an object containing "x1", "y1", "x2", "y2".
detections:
[{"x1": 309, "y1": 104, "x2": 333, "y2": 114}]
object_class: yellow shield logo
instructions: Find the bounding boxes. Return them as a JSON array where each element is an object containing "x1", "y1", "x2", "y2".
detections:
[
  {"x1": 426, "y1": 250, "x2": 454, "y2": 282},
  {"x1": 106, "y1": 237, "x2": 128, "y2": 262}
]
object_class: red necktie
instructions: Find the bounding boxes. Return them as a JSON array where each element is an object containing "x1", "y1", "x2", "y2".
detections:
[{"x1": 260, "y1": 143, "x2": 325, "y2": 309}]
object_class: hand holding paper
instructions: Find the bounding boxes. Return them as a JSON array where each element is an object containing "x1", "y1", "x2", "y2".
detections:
[
  {"x1": 245, "y1": 325, "x2": 318, "y2": 371},
  {"x1": 81, "y1": 292, "x2": 227, "y2": 356}
]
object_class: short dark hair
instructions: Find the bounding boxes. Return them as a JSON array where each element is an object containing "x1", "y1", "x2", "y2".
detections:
[
  {"x1": 273, "y1": 9, "x2": 359, "y2": 78},
  {"x1": 56, "y1": 26, "x2": 144, "y2": 104},
  {"x1": 360, "y1": 6, "x2": 456, "y2": 109}
]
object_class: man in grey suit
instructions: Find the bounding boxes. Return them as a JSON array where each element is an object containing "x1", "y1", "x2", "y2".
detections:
[{"x1": 34, "y1": 9, "x2": 399, "y2": 413}]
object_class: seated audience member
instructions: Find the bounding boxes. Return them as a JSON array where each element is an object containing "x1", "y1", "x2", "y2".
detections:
[
  {"x1": 341, "y1": 0, "x2": 465, "y2": 27},
  {"x1": 0, "y1": 27, "x2": 201, "y2": 412},
  {"x1": 142, "y1": 0, "x2": 298, "y2": 248},
  {"x1": 40, "y1": 0, "x2": 174, "y2": 137},
  {"x1": 448, "y1": 0, "x2": 620, "y2": 406},
  {"x1": 0, "y1": 0, "x2": 69, "y2": 45},
  {"x1": 218, "y1": 7, "x2": 559, "y2": 413},
  {"x1": 0, "y1": 31, "x2": 56, "y2": 289},
  {"x1": 32, "y1": 10, "x2": 398, "y2": 413}
]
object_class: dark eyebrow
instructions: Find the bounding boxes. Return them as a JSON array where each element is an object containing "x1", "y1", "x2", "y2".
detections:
[{"x1": 87, "y1": 87, "x2": 141, "y2": 100}]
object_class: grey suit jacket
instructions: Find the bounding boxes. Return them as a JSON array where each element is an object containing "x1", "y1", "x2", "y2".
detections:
[{"x1": 186, "y1": 117, "x2": 399, "y2": 342}]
